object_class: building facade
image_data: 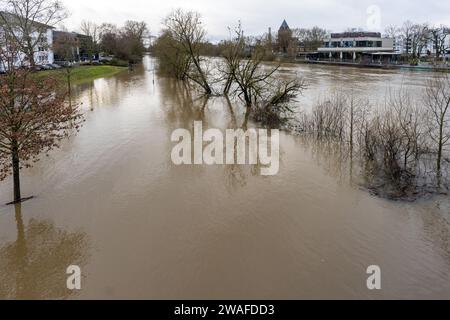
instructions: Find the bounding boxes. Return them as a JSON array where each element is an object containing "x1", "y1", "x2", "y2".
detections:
[
  {"x1": 277, "y1": 20, "x2": 294, "y2": 54},
  {"x1": 0, "y1": 11, "x2": 54, "y2": 72},
  {"x1": 318, "y1": 32, "x2": 395, "y2": 62},
  {"x1": 53, "y1": 30, "x2": 94, "y2": 63},
  {"x1": 35, "y1": 27, "x2": 54, "y2": 65}
]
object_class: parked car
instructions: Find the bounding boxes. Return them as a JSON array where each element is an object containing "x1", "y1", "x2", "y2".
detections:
[
  {"x1": 50, "y1": 64, "x2": 62, "y2": 69},
  {"x1": 99, "y1": 55, "x2": 114, "y2": 62},
  {"x1": 33, "y1": 65, "x2": 44, "y2": 71},
  {"x1": 41, "y1": 64, "x2": 54, "y2": 70},
  {"x1": 54, "y1": 61, "x2": 74, "y2": 68}
]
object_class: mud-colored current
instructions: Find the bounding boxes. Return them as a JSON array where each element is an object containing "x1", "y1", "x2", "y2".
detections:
[{"x1": 1, "y1": 56, "x2": 449, "y2": 299}]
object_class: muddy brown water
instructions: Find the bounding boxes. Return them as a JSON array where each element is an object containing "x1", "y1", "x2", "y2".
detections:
[{"x1": 0, "y1": 56, "x2": 449, "y2": 299}]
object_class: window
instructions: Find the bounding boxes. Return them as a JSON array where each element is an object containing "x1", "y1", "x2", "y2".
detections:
[
  {"x1": 343, "y1": 41, "x2": 354, "y2": 47},
  {"x1": 331, "y1": 41, "x2": 340, "y2": 48}
]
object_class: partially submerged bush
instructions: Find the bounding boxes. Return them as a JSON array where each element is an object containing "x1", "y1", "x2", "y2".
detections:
[{"x1": 298, "y1": 88, "x2": 448, "y2": 200}]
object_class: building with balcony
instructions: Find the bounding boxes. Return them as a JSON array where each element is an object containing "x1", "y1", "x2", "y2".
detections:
[
  {"x1": 0, "y1": 11, "x2": 55, "y2": 72},
  {"x1": 317, "y1": 31, "x2": 395, "y2": 63}
]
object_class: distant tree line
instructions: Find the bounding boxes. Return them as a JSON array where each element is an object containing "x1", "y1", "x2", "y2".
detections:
[
  {"x1": 98, "y1": 20, "x2": 149, "y2": 63},
  {"x1": 67, "y1": 20, "x2": 149, "y2": 64},
  {"x1": 385, "y1": 21, "x2": 450, "y2": 63},
  {"x1": 292, "y1": 26, "x2": 328, "y2": 52}
]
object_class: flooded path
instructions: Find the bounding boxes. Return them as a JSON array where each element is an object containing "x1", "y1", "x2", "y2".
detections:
[{"x1": 0, "y1": 57, "x2": 449, "y2": 299}]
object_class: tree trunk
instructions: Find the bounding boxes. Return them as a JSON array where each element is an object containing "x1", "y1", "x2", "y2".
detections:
[
  {"x1": 12, "y1": 146, "x2": 21, "y2": 203},
  {"x1": 67, "y1": 71, "x2": 72, "y2": 106},
  {"x1": 350, "y1": 103, "x2": 354, "y2": 158},
  {"x1": 437, "y1": 114, "x2": 445, "y2": 179}
]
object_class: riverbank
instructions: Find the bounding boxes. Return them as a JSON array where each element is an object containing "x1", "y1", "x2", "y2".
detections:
[
  {"x1": 282, "y1": 58, "x2": 450, "y2": 72},
  {"x1": 38, "y1": 65, "x2": 128, "y2": 85}
]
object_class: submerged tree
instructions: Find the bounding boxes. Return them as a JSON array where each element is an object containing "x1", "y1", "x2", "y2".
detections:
[
  {"x1": 222, "y1": 23, "x2": 306, "y2": 127},
  {"x1": 424, "y1": 73, "x2": 450, "y2": 180},
  {"x1": 0, "y1": 43, "x2": 84, "y2": 203},
  {"x1": 163, "y1": 9, "x2": 212, "y2": 94},
  {"x1": 153, "y1": 29, "x2": 192, "y2": 80},
  {"x1": 53, "y1": 31, "x2": 78, "y2": 100}
]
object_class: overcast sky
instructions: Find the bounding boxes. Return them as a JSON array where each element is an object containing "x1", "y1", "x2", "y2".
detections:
[{"x1": 62, "y1": 0, "x2": 450, "y2": 41}]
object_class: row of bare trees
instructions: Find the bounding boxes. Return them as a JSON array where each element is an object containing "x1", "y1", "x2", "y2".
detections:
[
  {"x1": 97, "y1": 20, "x2": 149, "y2": 63},
  {"x1": 299, "y1": 74, "x2": 450, "y2": 196},
  {"x1": 385, "y1": 21, "x2": 450, "y2": 62},
  {"x1": 64, "y1": 19, "x2": 149, "y2": 64},
  {"x1": 292, "y1": 26, "x2": 328, "y2": 52}
]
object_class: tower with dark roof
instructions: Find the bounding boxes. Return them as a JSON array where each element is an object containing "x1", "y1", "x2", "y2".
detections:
[
  {"x1": 280, "y1": 20, "x2": 290, "y2": 31},
  {"x1": 278, "y1": 19, "x2": 293, "y2": 54}
]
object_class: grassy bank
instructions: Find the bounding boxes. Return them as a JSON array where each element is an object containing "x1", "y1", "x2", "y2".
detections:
[{"x1": 38, "y1": 65, "x2": 127, "y2": 85}]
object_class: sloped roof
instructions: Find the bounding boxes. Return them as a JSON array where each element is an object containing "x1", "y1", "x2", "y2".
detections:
[
  {"x1": 280, "y1": 20, "x2": 290, "y2": 30},
  {"x1": 0, "y1": 11, "x2": 55, "y2": 29}
]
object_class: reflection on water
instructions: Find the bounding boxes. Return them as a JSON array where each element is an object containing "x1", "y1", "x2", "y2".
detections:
[
  {"x1": 0, "y1": 205, "x2": 89, "y2": 299},
  {"x1": 0, "y1": 56, "x2": 449, "y2": 299}
]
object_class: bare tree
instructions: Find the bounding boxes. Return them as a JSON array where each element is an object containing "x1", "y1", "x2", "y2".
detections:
[
  {"x1": 153, "y1": 29, "x2": 192, "y2": 80},
  {"x1": 117, "y1": 20, "x2": 148, "y2": 63},
  {"x1": 98, "y1": 23, "x2": 119, "y2": 55},
  {"x1": 428, "y1": 25, "x2": 450, "y2": 62},
  {"x1": 400, "y1": 20, "x2": 415, "y2": 56},
  {"x1": 411, "y1": 23, "x2": 429, "y2": 59},
  {"x1": 390, "y1": 91, "x2": 424, "y2": 170},
  {"x1": 346, "y1": 92, "x2": 371, "y2": 158},
  {"x1": 0, "y1": 0, "x2": 67, "y2": 67},
  {"x1": 163, "y1": 9, "x2": 212, "y2": 94},
  {"x1": 123, "y1": 20, "x2": 148, "y2": 46},
  {"x1": 97, "y1": 21, "x2": 148, "y2": 63},
  {"x1": 53, "y1": 31, "x2": 78, "y2": 100},
  {"x1": 384, "y1": 24, "x2": 400, "y2": 39},
  {"x1": 293, "y1": 26, "x2": 327, "y2": 52},
  {"x1": 424, "y1": 73, "x2": 450, "y2": 178},
  {"x1": 80, "y1": 20, "x2": 98, "y2": 63},
  {"x1": 222, "y1": 23, "x2": 306, "y2": 127},
  {"x1": 220, "y1": 22, "x2": 245, "y2": 95}
]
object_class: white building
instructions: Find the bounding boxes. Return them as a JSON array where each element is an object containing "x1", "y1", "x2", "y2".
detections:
[
  {"x1": 318, "y1": 32, "x2": 395, "y2": 61},
  {"x1": 0, "y1": 11, "x2": 54, "y2": 72}
]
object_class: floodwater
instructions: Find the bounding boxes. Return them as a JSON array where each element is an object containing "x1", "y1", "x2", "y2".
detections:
[{"x1": 0, "y1": 56, "x2": 449, "y2": 299}]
